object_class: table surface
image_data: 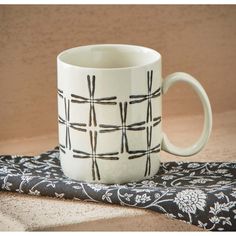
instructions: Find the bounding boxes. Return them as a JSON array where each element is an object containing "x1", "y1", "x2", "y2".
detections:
[{"x1": 0, "y1": 110, "x2": 235, "y2": 231}]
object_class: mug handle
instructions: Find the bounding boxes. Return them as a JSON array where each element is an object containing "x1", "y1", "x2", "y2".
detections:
[{"x1": 162, "y1": 72, "x2": 212, "y2": 156}]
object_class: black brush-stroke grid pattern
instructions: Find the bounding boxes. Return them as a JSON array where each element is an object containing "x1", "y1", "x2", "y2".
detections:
[
  {"x1": 73, "y1": 131, "x2": 119, "y2": 181},
  {"x1": 99, "y1": 102, "x2": 161, "y2": 154},
  {"x1": 129, "y1": 126, "x2": 161, "y2": 176},
  {"x1": 71, "y1": 75, "x2": 117, "y2": 127},
  {"x1": 57, "y1": 88, "x2": 64, "y2": 99},
  {"x1": 58, "y1": 95, "x2": 88, "y2": 150},
  {"x1": 127, "y1": 70, "x2": 162, "y2": 176},
  {"x1": 58, "y1": 98, "x2": 71, "y2": 150},
  {"x1": 129, "y1": 70, "x2": 161, "y2": 122},
  {"x1": 99, "y1": 102, "x2": 146, "y2": 153},
  {"x1": 59, "y1": 144, "x2": 66, "y2": 154},
  {"x1": 59, "y1": 71, "x2": 162, "y2": 178}
]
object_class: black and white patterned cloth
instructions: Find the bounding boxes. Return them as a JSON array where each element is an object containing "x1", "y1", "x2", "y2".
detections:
[{"x1": 0, "y1": 147, "x2": 236, "y2": 231}]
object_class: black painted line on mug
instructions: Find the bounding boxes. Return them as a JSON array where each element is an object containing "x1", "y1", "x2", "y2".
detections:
[
  {"x1": 153, "y1": 116, "x2": 162, "y2": 127},
  {"x1": 99, "y1": 101, "x2": 147, "y2": 155},
  {"x1": 73, "y1": 155, "x2": 91, "y2": 159},
  {"x1": 89, "y1": 130, "x2": 97, "y2": 180},
  {"x1": 92, "y1": 104, "x2": 97, "y2": 127},
  {"x1": 146, "y1": 98, "x2": 152, "y2": 122},
  {"x1": 95, "y1": 96, "x2": 117, "y2": 101},
  {"x1": 71, "y1": 75, "x2": 117, "y2": 128},
  {"x1": 70, "y1": 125, "x2": 87, "y2": 132},
  {"x1": 146, "y1": 71, "x2": 153, "y2": 123},
  {"x1": 72, "y1": 130, "x2": 119, "y2": 181},
  {"x1": 62, "y1": 98, "x2": 71, "y2": 150},
  {"x1": 147, "y1": 70, "x2": 153, "y2": 94},
  {"x1": 73, "y1": 149, "x2": 90, "y2": 155},
  {"x1": 87, "y1": 75, "x2": 92, "y2": 98},
  {"x1": 59, "y1": 144, "x2": 66, "y2": 154},
  {"x1": 58, "y1": 116, "x2": 65, "y2": 125},
  {"x1": 70, "y1": 122, "x2": 87, "y2": 127},
  {"x1": 94, "y1": 160, "x2": 100, "y2": 180},
  {"x1": 71, "y1": 96, "x2": 117, "y2": 104},
  {"x1": 96, "y1": 156, "x2": 119, "y2": 160},
  {"x1": 71, "y1": 94, "x2": 89, "y2": 100},
  {"x1": 129, "y1": 89, "x2": 161, "y2": 101},
  {"x1": 128, "y1": 126, "x2": 146, "y2": 131},
  {"x1": 145, "y1": 126, "x2": 152, "y2": 176},
  {"x1": 58, "y1": 89, "x2": 64, "y2": 98},
  {"x1": 128, "y1": 144, "x2": 160, "y2": 160},
  {"x1": 128, "y1": 121, "x2": 146, "y2": 127},
  {"x1": 99, "y1": 128, "x2": 120, "y2": 133},
  {"x1": 64, "y1": 98, "x2": 67, "y2": 121},
  {"x1": 119, "y1": 102, "x2": 129, "y2": 153},
  {"x1": 65, "y1": 126, "x2": 68, "y2": 149},
  {"x1": 129, "y1": 70, "x2": 161, "y2": 110},
  {"x1": 99, "y1": 124, "x2": 120, "y2": 128},
  {"x1": 94, "y1": 101, "x2": 117, "y2": 105},
  {"x1": 152, "y1": 88, "x2": 161, "y2": 97},
  {"x1": 60, "y1": 149, "x2": 65, "y2": 154},
  {"x1": 71, "y1": 100, "x2": 89, "y2": 104},
  {"x1": 67, "y1": 99, "x2": 70, "y2": 122}
]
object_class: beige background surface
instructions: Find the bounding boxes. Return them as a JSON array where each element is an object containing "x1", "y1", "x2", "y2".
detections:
[{"x1": 0, "y1": 5, "x2": 236, "y2": 141}]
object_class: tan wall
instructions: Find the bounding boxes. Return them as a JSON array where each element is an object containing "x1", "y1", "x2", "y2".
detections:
[{"x1": 0, "y1": 5, "x2": 236, "y2": 141}]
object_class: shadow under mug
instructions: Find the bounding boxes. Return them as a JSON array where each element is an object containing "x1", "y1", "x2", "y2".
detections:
[{"x1": 57, "y1": 44, "x2": 212, "y2": 184}]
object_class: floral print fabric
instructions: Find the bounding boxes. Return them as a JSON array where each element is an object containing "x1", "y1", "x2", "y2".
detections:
[{"x1": 0, "y1": 147, "x2": 236, "y2": 231}]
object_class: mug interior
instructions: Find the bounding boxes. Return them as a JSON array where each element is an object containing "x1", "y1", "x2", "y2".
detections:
[{"x1": 58, "y1": 44, "x2": 160, "y2": 69}]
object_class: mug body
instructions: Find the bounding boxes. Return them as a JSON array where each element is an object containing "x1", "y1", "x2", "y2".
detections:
[{"x1": 57, "y1": 44, "x2": 162, "y2": 184}]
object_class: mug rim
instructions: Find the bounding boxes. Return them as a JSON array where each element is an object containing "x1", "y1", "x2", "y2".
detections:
[{"x1": 57, "y1": 44, "x2": 161, "y2": 71}]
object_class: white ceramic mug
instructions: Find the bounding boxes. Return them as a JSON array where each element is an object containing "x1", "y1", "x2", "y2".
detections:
[{"x1": 57, "y1": 44, "x2": 212, "y2": 184}]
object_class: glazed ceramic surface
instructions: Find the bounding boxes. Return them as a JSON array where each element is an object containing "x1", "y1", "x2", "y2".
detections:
[{"x1": 57, "y1": 44, "x2": 212, "y2": 184}]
